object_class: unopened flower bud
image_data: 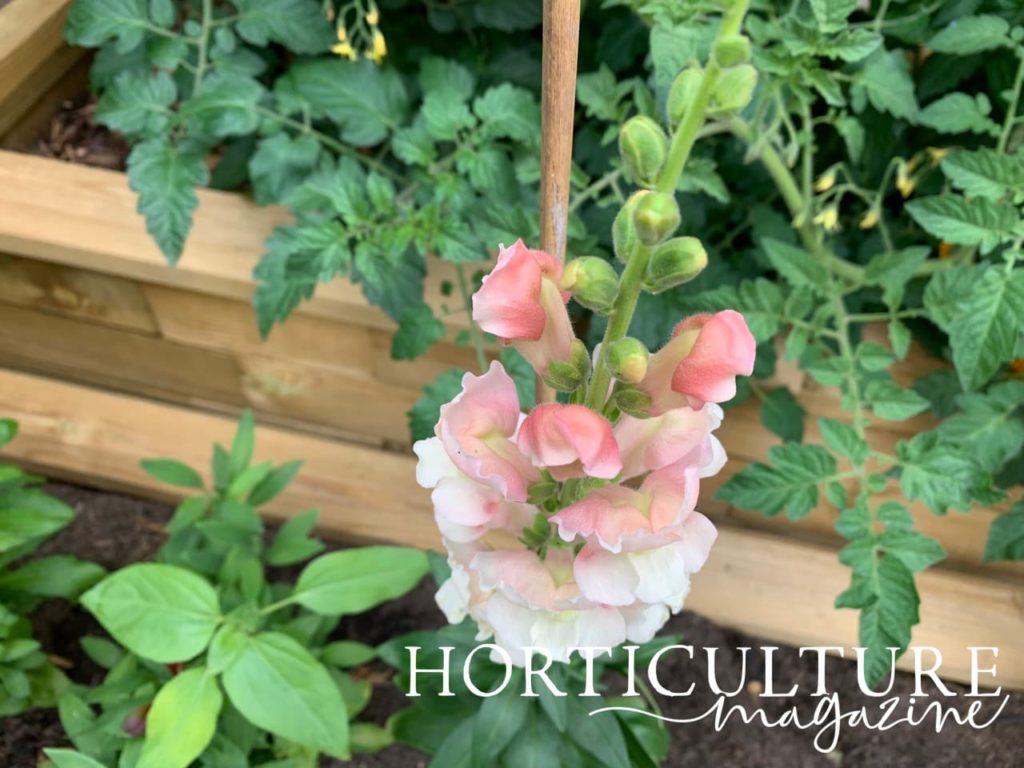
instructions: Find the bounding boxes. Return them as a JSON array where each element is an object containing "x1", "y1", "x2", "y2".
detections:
[
  {"x1": 619, "y1": 116, "x2": 668, "y2": 188},
  {"x1": 612, "y1": 191, "x2": 648, "y2": 263},
  {"x1": 606, "y1": 338, "x2": 649, "y2": 384},
  {"x1": 714, "y1": 34, "x2": 751, "y2": 66},
  {"x1": 708, "y1": 65, "x2": 758, "y2": 116},
  {"x1": 643, "y1": 236, "x2": 708, "y2": 293},
  {"x1": 633, "y1": 192, "x2": 680, "y2": 245},
  {"x1": 562, "y1": 257, "x2": 619, "y2": 314},
  {"x1": 613, "y1": 385, "x2": 652, "y2": 418},
  {"x1": 543, "y1": 339, "x2": 591, "y2": 392},
  {"x1": 667, "y1": 66, "x2": 703, "y2": 128}
]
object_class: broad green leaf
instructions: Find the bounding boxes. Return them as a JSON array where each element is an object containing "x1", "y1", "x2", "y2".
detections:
[
  {"x1": 230, "y1": 410, "x2": 255, "y2": 478},
  {"x1": 905, "y1": 195, "x2": 1021, "y2": 253},
  {"x1": 0, "y1": 555, "x2": 104, "y2": 599},
  {"x1": 181, "y1": 74, "x2": 265, "y2": 137},
  {"x1": 567, "y1": 696, "x2": 631, "y2": 768},
  {"x1": 944, "y1": 268, "x2": 1024, "y2": 390},
  {"x1": 322, "y1": 640, "x2": 376, "y2": 668},
  {"x1": 95, "y1": 71, "x2": 176, "y2": 138},
  {"x1": 408, "y1": 369, "x2": 466, "y2": 441},
  {"x1": 760, "y1": 387, "x2": 805, "y2": 443},
  {"x1": 818, "y1": 28, "x2": 881, "y2": 62},
  {"x1": 473, "y1": 84, "x2": 540, "y2": 146},
  {"x1": 857, "y1": 341, "x2": 895, "y2": 372},
  {"x1": 420, "y1": 58, "x2": 476, "y2": 102},
  {"x1": 392, "y1": 119, "x2": 437, "y2": 166},
  {"x1": 918, "y1": 93, "x2": 999, "y2": 137},
  {"x1": 818, "y1": 418, "x2": 869, "y2": 463},
  {"x1": 927, "y1": 16, "x2": 1011, "y2": 55},
  {"x1": 140, "y1": 458, "x2": 204, "y2": 489},
  {"x1": 761, "y1": 239, "x2": 828, "y2": 290},
  {"x1": 350, "y1": 723, "x2": 393, "y2": 753},
  {"x1": 81, "y1": 564, "x2": 220, "y2": 663},
  {"x1": 221, "y1": 631, "x2": 349, "y2": 757},
  {"x1": 878, "y1": 529, "x2": 946, "y2": 573},
  {"x1": 897, "y1": 433, "x2": 977, "y2": 514},
  {"x1": 984, "y1": 502, "x2": 1024, "y2": 561},
  {"x1": 66, "y1": 0, "x2": 150, "y2": 53},
  {"x1": 207, "y1": 623, "x2": 248, "y2": 674},
  {"x1": 138, "y1": 668, "x2": 222, "y2": 768},
  {"x1": 43, "y1": 749, "x2": 108, "y2": 768},
  {"x1": 279, "y1": 59, "x2": 408, "y2": 146},
  {"x1": 248, "y1": 134, "x2": 321, "y2": 205},
  {"x1": 501, "y1": 702, "x2": 562, "y2": 767},
  {"x1": 855, "y1": 50, "x2": 918, "y2": 121},
  {"x1": 234, "y1": 0, "x2": 333, "y2": 53},
  {"x1": 577, "y1": 65, "x2": 626, "y2": 121},
  {"x1": 127, "y1": 138, "x2": 208, "y2": 265},
  {"x1": 429, "y1": 717, "x2": 473, "y2": 768},
  {"x1": 864, "y1": 380, "x2": 929, "y2": 421},
  {"x1": 392, "y1": 303, "x2": 445, "y2": 360},
  {"x1": 863, "y1": 246, "x2": 929, "y2": 308},
  {"x1": 292, "y1": 546, "x2": 428, "y2": 615},
  {"x1": 809, "y1": 0, "x2": 857, "y2": 33},
  {"x1": 472, "y1": 671, "x2": 529, "y2": 764},
  {"x1": 0, "y1": 489, "x2": 74, "y2": 552},
  {"x1": 422, "y1": 90, "x2": 475, "y2": 141},
  {"x1": 716, "y1": 444, "x2": 837, "y2": 519},
  {"x1": 941, "y1": 148, "x2": 1024, "y2": 200},
  {"x1": 938, "y1": 382, "x2": 1024, "y2": 472}
]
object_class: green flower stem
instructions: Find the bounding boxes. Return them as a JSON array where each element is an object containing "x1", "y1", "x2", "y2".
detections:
[
  {"x1": 192, "y1": 0, "x2": 214, "y2": 92},
  {"x1": 728, "y1": 118, "x2": 864, "y2": 285},
  {"x1": 998, "y1": 48, "x2": 1024, "y2": 154},
  {"x1": 569, "y1": 169, "x2": 623, "y2": 214},
  {"x1": 456, "y1": 264, "x2": 489, "y2": 374},
  {"x1": 582, "y1": 0, "x2": 751, "y2": 412}
]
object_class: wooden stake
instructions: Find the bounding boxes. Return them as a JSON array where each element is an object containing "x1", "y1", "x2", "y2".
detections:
[{"x1": 538, "y1": 0, "x2": 581, "y2": 402}]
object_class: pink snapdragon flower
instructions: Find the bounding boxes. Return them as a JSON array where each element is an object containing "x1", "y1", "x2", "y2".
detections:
[
  {"x1": 614, "y1": 403, "x2": 726, "y2": 479},
  {"x1": 471, "y1": 240, "x2": 575, "y2": 377},
  {"x1": 517, "y1": 404, "x2": 622, "y2": 481},
  {"x1": 638, "y1": 310, "x2": 756, "y2": 413},
  {"x1": 435, "y1": 361, "x2": 539, "y2": 502}
]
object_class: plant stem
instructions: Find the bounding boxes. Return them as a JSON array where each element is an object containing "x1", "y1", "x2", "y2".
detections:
[
  {"x1": 997, "y1": 50, "x2": 1024, "y2": 154},
  {"x1": 193, "y1": 0, "x2": 214, "y2": 92},
  {"x1": 729, "y1": 118, "x2": 864, "y2": 284},
  {"x1": 456, "y1": 264, "x2": 489, "y2": 373},
  {"x1": 582, "y1": 0, "x2": 751, "y2": 412},
  {"x1": 569, "y1": 169, "x2": 623, "y2": 214}
]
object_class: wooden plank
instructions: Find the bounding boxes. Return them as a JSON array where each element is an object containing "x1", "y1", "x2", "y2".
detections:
[
  {"x1": 0, "y1": 251, "x2": 159, "y2": 333},
  {"x1": 0, "y1": 0, "x2": 84, "y2": 136},
  {"x1": 1, "y1": 54, "x2": 90, "y2": 151},
  {"x1": 0, "y1": 367, "x2": 1020, "y2": 688},
  {"x1": 0, "y1": 150, "x2": 486, "y2": 332}
]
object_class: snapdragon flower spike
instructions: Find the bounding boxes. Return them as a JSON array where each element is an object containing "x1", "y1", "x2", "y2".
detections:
[
  {"x1": 471, "y1": 239, "x2": 575, "y2": 378},
  {"x1": 638, "y1": 309, "x2": 756, "y2": 413},
  {"x1": 516, "y1": 403, "x2": 622, "y2": 481}
]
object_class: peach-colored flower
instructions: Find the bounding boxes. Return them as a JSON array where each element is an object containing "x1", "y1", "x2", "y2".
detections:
[
  {"x1": 639, "y1": 310, "x2": 755, "y2": 413},
  {"x1": 435, "y1": 362, "x2": 539, "y2": 502},
  {"x1": 614, "y1": 403, "x2": 725, "y2": 480},
  {"x1": 472, "y1": 240, "x2": 575, "y2": 377},
  {"x1": 516, "y1": 403, "x2": 622, "y2": 481}
]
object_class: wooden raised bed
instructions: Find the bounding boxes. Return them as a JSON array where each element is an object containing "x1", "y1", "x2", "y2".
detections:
[{"x1": 0, "y1": 0, "x2": 1021, "y2": 688}]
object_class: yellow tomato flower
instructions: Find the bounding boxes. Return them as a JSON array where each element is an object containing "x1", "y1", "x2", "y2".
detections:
[
  {"x1": 367, "y1": 8, "x2": 380, "y2": 25},
  {"x1": 926, "y1": 146, "x2": 950, "y2": 164},
  {"x1": 336, "y1": 25, "x2": 347, "y2": 42},
  {"x1": 367, "y1": 29, "x2": 387, "y2": 64},
  {"x1": 813, "y1": 206, "x2": 840, "y2": 232},
  {"x1": 896, "y1": 161, "x2": 915, "y2": 198},
  {"x1": 813, "y1": 170, "x2": 836, "y2": 192},
  {"x1": 331, "y1": 41, "x2": 357, "y2": 60},
  {"x1": 859, "y1": 208, "x2": 879, "y2": 230}
]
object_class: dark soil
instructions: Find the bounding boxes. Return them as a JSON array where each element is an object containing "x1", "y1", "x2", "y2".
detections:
[
  {"x1": 2, "y1": 482, "x2": 1022, "y2": 767},
  {"x1": 29, "y1": 94, "x2": 130, "y2": 172}
]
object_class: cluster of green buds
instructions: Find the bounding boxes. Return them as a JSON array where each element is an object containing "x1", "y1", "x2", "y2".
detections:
[
  {"x1": 543, "y1": 339, "x2": 592, "y2": 392},
  {"x1": 667, "y1": 35, "x2": 757, "y2": 126}
]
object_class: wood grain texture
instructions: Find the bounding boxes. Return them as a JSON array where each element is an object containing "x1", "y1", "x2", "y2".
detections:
[
  {"x1": 0, "y1": 367, "x2": 1020, "y2": 689},
  {"x1": 0, "y1": 0, "x2": 83, "y2": 136}
]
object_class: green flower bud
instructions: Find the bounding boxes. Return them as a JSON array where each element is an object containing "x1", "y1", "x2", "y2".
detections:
[
  {"x1": 562, "y1": 257, "x2": 619, "y2": 314},
  {"x1": 606, "y1": 337, "x2": 649, "y2": 384},
  {"x1": 667, "y1": 66, "x2": 703, "y2": 128},
  {"x1": 619, "y1": 115, "x2": 668, "y2": 188},
  {"x1": 527, "y1": 480, "x2": 558, "y2": 505},
  {"x1": 714, "y1": 34, "x2": 751, "y2": 67},
  {"x1": 613, "y1": 385, "x2": 652, "y2": 418},
  {"x1": 643, "y1": 236, "x2": 708, "y2": 294},
  {"x1": 612, "y1": 191, "x2": 648, "y2": 263},
  {"x1": 633, "y1": 192, "x2": 681, "y2": 246},
  {"x1": 708, "y1": 65, "x2": 758, "y2": 116},
  {"x1": 543, "y1": 339, "x2": 592, "y2": 392}
]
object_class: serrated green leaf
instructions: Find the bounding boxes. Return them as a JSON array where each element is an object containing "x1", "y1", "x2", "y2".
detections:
[
  {"x1": 473, "y1": 84, "x2": 540, "y2": 146},
  {"x1": 181, "y1": 74, "x2": 265, "y2": 137},
  {"x1": 234, "y1": 0, "x2": 333, "y2": 54},
  {"x1": 940, "y1": 148, "x2": 1024, "y2": 200},
  {"x1": 761, "y1": 238, "x2": 828, "y2": 290},
  {"x1": 248, "y1": 133, "x2": 322, "y2": 205},
  {"x1": 857, "y1": 341, "x2": 895, "y2": 372},
  {"x1": 95, "y1": 71, "x2": 176, "y2": 138},
  {"x1": 392, "y1": 302, "x2": 445, "y2": 360},
  {"x1": 928, "y1": 16, "x2": 1011, "y2": 55},
  {"x1": 760, "y1": 387, "x2": 805, "y2": 443},
  {"x1": 66, "y1": 0, "x2": 150, "y2": 53},
  {"x1": 984, "y1": 502, "x2": 1024, "y2": 561},
  {"x1": 938, "y1": 382, "x2": 1024, "y2": 472},
  {"x1": 905, "y1": 195, "x2": 1021, "y2": 253},
  {"x1": 863, "y1": 246, "x2": 929, "y2": 308},
  {"x1": 878, "y1": 529, "x2": 945, "y2": 573},
  {"x1": 818, "y1": 417, "x2": 869, "y2": 463},
  {"x1": 279, "y1": 59, "x2": 407, "y2": 146},
  {"x1": 919, "y1": 93, "x2": 999, "y2": 137},
  {"x1": 945, "y1": 268, "x2": 1024, "y2": 390},
  {"x1": 717, "y1": 443, "x2": 837, "y2": 519},
  {"x1": 864, "y1": 380, "x2": 929, "y2": 421},
  {"x1": 423, "y1": 90, "x2": 475, "y2": 141},
  {"x1": 127, "y1": 138, "x2": 208, "y2": 265},
  {"x1": 809, "y1": 0, "x2": 858, "y2": 33},
  {"x1": 897, "y1": 433, "x2": 978, "y2": 514},
  {"x1": 855, "y1": 50, "x2": 918, "y2": 121},
  {"x1": 408, "y1": 369, "x2": 466, "y2": 441},
  {"x1": 857, "y1": 556, "x2": 919, "y2": 687}
]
